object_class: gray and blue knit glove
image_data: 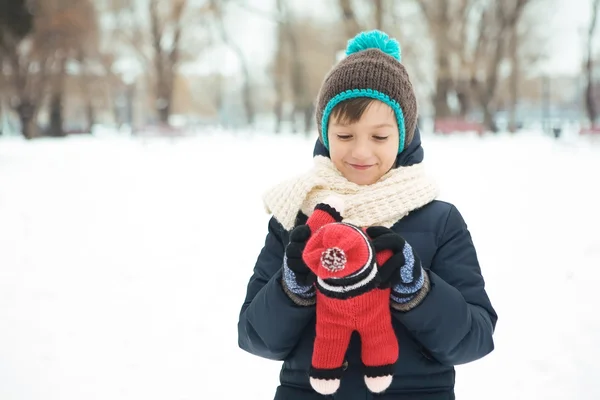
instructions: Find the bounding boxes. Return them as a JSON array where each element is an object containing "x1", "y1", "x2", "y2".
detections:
[
  {"x1": 281, "y1": 225, "x2": 317, "y2": 306},
  {"x1": 366, "y1": 226, "x2": 430, "y2": 312}
]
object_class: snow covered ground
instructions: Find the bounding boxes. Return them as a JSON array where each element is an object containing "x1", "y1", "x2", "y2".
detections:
[{"x1": 0, "y1": 130, "x2": 599, "y2": 400}]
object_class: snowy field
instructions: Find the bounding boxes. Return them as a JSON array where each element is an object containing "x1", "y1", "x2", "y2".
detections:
[{"x1": 0, "y1": 130, "x2": 599, "y2": 400}]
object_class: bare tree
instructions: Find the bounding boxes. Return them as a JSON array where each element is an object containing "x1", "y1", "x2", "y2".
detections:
[
  {"x1": 1, "y1": 0, "x2": 34, "y2": 136},
  {"x1": 452, "y1": 0, "x2": 477, "y2": 117},
  {"x1": 39, "y1": 0, "x2": 98, "y2": 137},
  {"x1": 0, "y1": 0, "x2": 35, "y2": 138},
  {"x1": 288, "y1": 21, "x2": 308, "y2": 134},
  {"x1": 418, "y1": 1, "x2": 457, "y2": 120},
  {"x1": 585, "y1": 0, "x2": 600, "y2": 125},
  {"x1": 77, "y1": 48, "x2": 97, "y2": 133},
  {"x1": 338, "y1": 0, "x2": 363, "y2": 38},
  {"x1": 209, "y1": 0, "x2": 255, "y2": 126},
  {"x1": 471, "y1": 0, "x2": 530, "y2": 131},
  {"x1": 109, "y1": 0, "x2": 202, "y2": 125},
  {"x1": 96, "y1": 0, "x2": 148, "y2": 127},
  {"x1": 94, "y1": 50, "x2": 127, "y2": 127},
  {"x1": 4, "y1": 38, "x2": 52, "y2": 139},
  {"x1": 374, "y1": 0, "x2": 383, "y2": 30},
  {"x1": 289, "y1": 18, "x2": 342, "y2": 134},
  {"x1": 149, "y1": 0, "x2": 187, "y2": 124},
  {"x1": 272, "y1": 0, "x2": 290, "y2": 133},
  {"x1": 498, "y1": 17, "x2": 548, "y2": 133},
  {"x1": 0, "y1": 0, "x2": 93, "y2": 139},
  {"x1": 417, "y1": 0, "x2": 534, "y2": 130},
  {"x1": 73, "y1": 1, "x2": 102, "y2": 134},
  {"x1": 387, "y1": 3, "x2": 432, "y2": 108},
  {"x1": 505, "y1": 10, "x2": 543, "y2": 133},
  {"x1": 507, "y1": 24, "x2": 520, "y2": 132}
]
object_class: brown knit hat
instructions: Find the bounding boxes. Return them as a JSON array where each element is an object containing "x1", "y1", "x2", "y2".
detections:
[{"x1": 315, "y1": 30, "x2": 417, "y2": 153}]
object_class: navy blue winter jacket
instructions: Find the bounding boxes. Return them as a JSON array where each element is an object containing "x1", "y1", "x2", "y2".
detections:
[{"x1": 238, "y1": 128, "x2": 498, "y2": 399}]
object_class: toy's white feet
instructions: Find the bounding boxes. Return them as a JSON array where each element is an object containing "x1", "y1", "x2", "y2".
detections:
[
  {"x1": 310, "y1": 377, "x2": 341, "y2": 395},
  {"x1": 364, "y1": 374, "x2": 393, "y2": 393}
]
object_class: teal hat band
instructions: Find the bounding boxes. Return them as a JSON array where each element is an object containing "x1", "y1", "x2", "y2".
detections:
[{"x1": 320, "y1": 89, "x2": 406, "y2": 153}]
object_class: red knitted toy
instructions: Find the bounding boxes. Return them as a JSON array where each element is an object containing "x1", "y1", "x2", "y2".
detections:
[{"x1": 302, "y1": 197, "x2": 398, "y2": 395}]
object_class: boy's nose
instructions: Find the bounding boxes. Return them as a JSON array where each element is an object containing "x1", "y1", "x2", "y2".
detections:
[{"x1": 351, "y1": 143, "x2": 372, "y2": 160}]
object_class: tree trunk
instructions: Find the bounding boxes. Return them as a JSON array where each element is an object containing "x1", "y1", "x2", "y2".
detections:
[
  {"x1": 112, "y1": 91, "x2": 122, "y2": 128},
  {"x1": 78, "y1": 51, "x2": 95, "y2": 133},
  {"x1": 304, "y1": 103, "x2": 314, "y2": 135},
  {"x1": 432, "y1": 0, "x2": 453, "y2": 122},
  {"x1": 86, "y1": 100, "x2": 95, "y2": 133},
  {"x1": 374, "y1": 0, "x2": 383, "y2": 30},
  {"x1": 48, "y1": 92, "x2": 65, "y2": 137},
  {"x1": 420, "y1": 1, "x2": 453, "y2": 120},
  {"x1": 211, "y1": 0, "x2": 254, "y2": 126},
  {"x1": 150, "y1": 0, "x2": 172, "y2": 125},
  {"x1": 21, "y1": 115, "x2": 36, "y2": 139},
  {"x1": 456, "y1": 80, "x2": 470, "y2": 117},
  {"x1": 274, "y1": 93, "x2": 284, "y2": 134},
  {"x1": 287, "y1": 23, "x2": 307, "y2": 134},
  {"x1": 480, "y1": 32, "x2": 505, "y2": 133},
  {"x1": 479, "y1": 1, "x2": 528, "y2": 133},
  {"x1": 214, "y1": 74, "x2": 224, "y2": 125},
  {"x1": 470, "y1": 6, "x2": 506, "y2": 133},
  {"x1": 434, "y1": 51, "x2": 453, "y2": 120},
  {"x1": 433, "y1": 84, "x2": 452, "y2": 119},
  {"x1": 126, "y1": 83, "x2": 136, "y2": 127},
  {"x1": 273, "y1": 0, "x2": 287, "y2": 134},
  {"x1": 291, "y1": 105, "x2": 298, "y2": 134},
  {"x1": 338, "y1": 0, "x2": 362, "y2": 38},
  {"x1": 17, "y1": 101, "x2": 37, "y2": 139},
  {"x1": 585, "y1": 59, "x2": 597, "y2": 125},
  {"x1": 157, "y1": 98, "x2": 170, "y2": 124},
  {"x1": 240, "y1": 62, "x2": 255, "y2": 126},
  {"x1": 482, "y1": 104, "x2": 497, "y2": 133},
  {"x1": 48, "y1": 56, "x2": 67, "y2": 137},
  {"x1": 508, "y1": 28, "x2": 519, "y2": 133},
  {"x1": 586, "y1": 0, "x2": 600, "y2": 125},
  {"x1": 154, "y1": 67, "x2": 172, "y2": 124},
  {"x1": 0, "y1": 98, "x2": 3, "y2": 136},
  {"x1": 474, "y1": 81, "x2": 499, "y2": 133}
]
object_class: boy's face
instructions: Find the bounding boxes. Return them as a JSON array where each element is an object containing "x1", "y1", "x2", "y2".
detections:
[{"x1": 328, "y1": 100, "x2": 399, "y2": 185}]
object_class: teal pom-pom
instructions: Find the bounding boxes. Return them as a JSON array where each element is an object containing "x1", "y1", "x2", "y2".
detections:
[{"x1": 345, "y1": 30, "x2": 401, "y2": 61}]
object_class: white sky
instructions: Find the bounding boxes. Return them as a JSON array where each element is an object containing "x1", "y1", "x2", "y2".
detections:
[{"x1": 545, "y1": 0, "x2": 591, "y2": 75}]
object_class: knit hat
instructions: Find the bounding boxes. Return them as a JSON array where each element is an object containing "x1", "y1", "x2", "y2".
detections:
[
  {"x1": 302, "y1": 198, "x2": 382, "y2": 298},
  {"x1": 303, "y1": 222, "x2": 375, "y2": 282},
  {"x1": 315, "y1": 30, "x2": 418, "y2": 153}
]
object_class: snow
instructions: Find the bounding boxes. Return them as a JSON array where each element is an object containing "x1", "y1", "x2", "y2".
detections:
[{"x1": 0, "y1": 130, "x2": 599, "y2": 399}]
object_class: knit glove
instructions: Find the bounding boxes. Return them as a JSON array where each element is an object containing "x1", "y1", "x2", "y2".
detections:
[
  {"x1": 366, "y1": 226, "x2": 430, "y2": 312},
  {"x1": 281, "y1": 224, "x2": 317, "y2": 306}
]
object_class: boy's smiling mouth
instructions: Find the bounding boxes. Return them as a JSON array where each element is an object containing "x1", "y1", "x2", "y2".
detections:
[{"x1": 348, "y1": 163, "x2": 374, "y2": 170}]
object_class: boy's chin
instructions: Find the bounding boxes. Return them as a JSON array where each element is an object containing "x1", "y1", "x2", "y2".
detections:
[{"x1": 344, "y1": 171, "x2": 379, "y2": 185}]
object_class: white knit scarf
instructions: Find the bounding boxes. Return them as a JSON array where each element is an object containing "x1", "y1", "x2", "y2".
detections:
[{"x1": 263, "y1": 156, "x2": 439, "y2": 231}]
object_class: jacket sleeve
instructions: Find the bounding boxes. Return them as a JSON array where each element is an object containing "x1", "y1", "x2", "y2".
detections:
[
  {"x1": 392, "y1": 205, "x2": 498, "y2": 366},
  {"x1": 237, "y1": 216, "x2": 316, "y2": 361}
]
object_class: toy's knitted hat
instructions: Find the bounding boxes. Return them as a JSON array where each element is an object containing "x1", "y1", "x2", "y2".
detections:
[
  {"x1": 302, "y1": 197, "x2": 379, "y2": 298},
  {"x1": 315, "y1": 30, "x2": 417, "y2": 153}
]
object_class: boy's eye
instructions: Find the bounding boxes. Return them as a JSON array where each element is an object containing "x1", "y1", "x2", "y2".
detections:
[
  {"x1": 336, "y1": 134, "x2": 352, "y2": 140},
  {"x1": 373, "y1": 136, "x2": 388, "y2": 141}
]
